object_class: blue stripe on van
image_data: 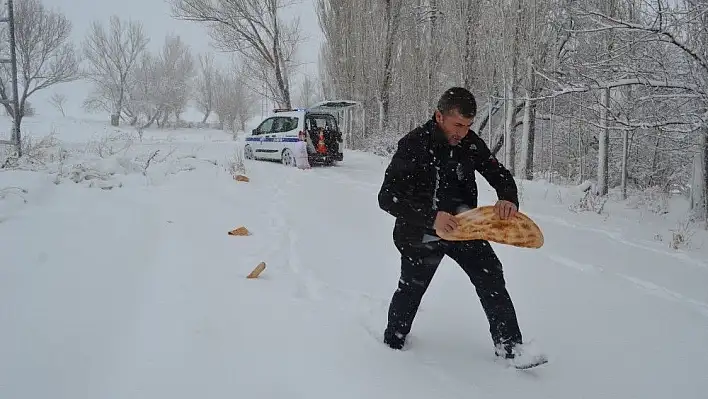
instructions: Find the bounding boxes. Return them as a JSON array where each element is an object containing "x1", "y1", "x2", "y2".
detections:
[{"x1": 246, "y1": 136, "x2": 300, "y2": 142}]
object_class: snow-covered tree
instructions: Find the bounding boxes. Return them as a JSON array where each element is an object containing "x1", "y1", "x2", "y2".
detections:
[
  {"x1": 212, "y1": 62, "x2": 256, "y2": 132},
  {"x1": 296, "y1": 74, "x2": 319, "y2": 108},
  {"x1": 171, "y1": 0, "x2": 302, "y2": 108},
  {"x1": 195, "y1": 52, "x2": 216, "y2": 123},
  {"x1": 82, "y1": 15, "x2": 148, "y2": 126},
  {"x1": 124, "y1": 34, "x2": 195, "y2": 128},
  {"x1": 0, "y1": 0, "x2": 79, "y2": 129}
]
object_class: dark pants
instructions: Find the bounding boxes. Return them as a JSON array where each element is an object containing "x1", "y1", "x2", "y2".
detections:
[{"x1": 384, "y1": 238, "x2": 522, "y2": 349}]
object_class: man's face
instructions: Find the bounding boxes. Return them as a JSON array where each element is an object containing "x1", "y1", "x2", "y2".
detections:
[{"x1": 435, "y1": 108, "x2": 473, "y2": 146}]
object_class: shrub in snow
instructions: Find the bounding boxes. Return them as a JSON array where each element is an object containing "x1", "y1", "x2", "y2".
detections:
[
  {"x1": 86, "y1": 131, "x2": 136, "y2": 158},
  {"x1": 626, "y1": 186, "x2": 669, "y2": 215},
  {"x1": 569, "y1": 189, "x2": 607, "y2": 215},
  {"x1": 1, "y1": 134, "x2": 68, "y2": 170},
  {"x1": 225, "y1": 147, "x2": 246, "y2": 177},
  {"x1": 63, "y1": 156, "x2": 129, "y2": 190},
  {"x1": 59, "y1": 149, "x2": 201, "y2": 189},
  {"x1": 68, "y1": 168, "x2": 122, "y2": 189},
  {"x1": 668, "y1": 218, "x2": 696, "y2": 250}
]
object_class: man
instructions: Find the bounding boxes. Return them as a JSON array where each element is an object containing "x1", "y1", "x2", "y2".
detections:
[{"x1": 377, "y1": 87, "x2": 530, "y2": 362}]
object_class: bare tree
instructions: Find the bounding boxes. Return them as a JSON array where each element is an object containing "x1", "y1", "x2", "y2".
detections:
[
  {"x1": 234, "y1": 78, "x2": 257, "y2": 132},
  {"x1": 123, "y1": 52, "x2": 161, "y2": 128},
  {"x1": 379, "y1": 0, "x2": 404, "y2": 131},
  {"x1": 82, "y1": 15, "x2": 148, "y2": 126},
  {"x1": 123, "y1": 34, "x2": 195, "y2": 128},
  {"x1": 171, "y1": 0, "x2": 302, "y2": 108},
  {"x1": 48, "y1": 92, "x2": 67, "y2": 116},
  {"x1": 0, "y1": 0, "x2": 79, "y2": 129},
  {"x1": 157, "y1": 34, "x2": 195, "y2": 125},
  {"x1": 317, "y1": 0, "x2": 407, "y2": 145},
  {"x1": 213, "y1": 63, "x2": 256, "y2": 132},
  {"x1": 296, "y1": 74, "x2": 319, "y2": 107},
  {"x1": 195, "y1": 52, "x2": 216, "y2": 123}
]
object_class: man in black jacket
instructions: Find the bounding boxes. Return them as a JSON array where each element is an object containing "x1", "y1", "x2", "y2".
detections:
[{"x1": 378, "y1": 87, "x2": 524, "y2": 360}]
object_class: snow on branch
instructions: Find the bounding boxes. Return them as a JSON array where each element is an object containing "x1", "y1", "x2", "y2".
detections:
[
  {"x1": 528, "y1": 74, "x2": 705, "y2": 102},
  {"x1": 571, "y1": 7, "x2": 708, "y2": 75}
]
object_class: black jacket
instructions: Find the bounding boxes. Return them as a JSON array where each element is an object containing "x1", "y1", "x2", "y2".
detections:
[{"x1": 378, "y1": 117, "x2": 519, "y2": 244}]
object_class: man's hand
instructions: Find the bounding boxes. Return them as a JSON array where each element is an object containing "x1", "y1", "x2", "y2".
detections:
[
  {"x1": 494, "y1": 200, "x2": 518, "y2": 220},
  {"x1": 434, "y1": 211, "x2": 458, "y2": 234}
]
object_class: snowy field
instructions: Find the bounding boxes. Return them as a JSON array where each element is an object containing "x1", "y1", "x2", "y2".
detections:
[{"x1": 1, "y1": 115, "x2": 707, "y2": 399}]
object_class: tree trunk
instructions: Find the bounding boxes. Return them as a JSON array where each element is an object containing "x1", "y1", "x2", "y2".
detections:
[
  {"x1": 620, "y1": 129, "x2": 629, "y2": 199},
  {"x1": 379, "y1": 0, "x2": 400, "y2": 132},
  {"x1": 597, "y1": 87, "x2": 610, "y2": 196},
  {"x1": 704, "y1": 128, "x2": 708, "y2": 225},
  {"x1": 13, "y1": 112, "x2": 23, "y2": 143},
  {"x1": 692, "y1": 127, "x2": 708, "y2": 223},
  {"x1": 577, "y1": 103, "x2": 583, "y2": 183},
  {"x1": 503, "y1": 82, "x2": 516, "y2": 173},
  {"x1": 462, "y1": 0, "x2": 476, "y2": 90},
  {"x1": 503, "y1": 0, "x2": 521, "y2": 174},
  {"x1": 427, "y1": 0, "x2": 439, "y2": 112},
  {"x1": 519, "y1": 56, "x2": 536, "y2": 180},
  {"x1": 649, "y1": 133, "x2": 660, "y2": 187},
  {"x1": 141, "y1": 112, "x2": 159, "y2": 129},
  {"x1": 377, "y1": 97, "x2": 384, "y2": 133},
  {"x1": 115, "y1": 83, "x2": 125, "y2": 126},
  {"x1": 271, "y1": 2, "x2": 291, "y2": 109},
  {"x1": 160, "y1": 110, "x2": 169, "y2": 128}
]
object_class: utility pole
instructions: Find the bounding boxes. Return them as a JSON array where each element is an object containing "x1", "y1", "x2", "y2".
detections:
[{"x1": 0, "y1": 0, "x2": 21, "y2": 157}]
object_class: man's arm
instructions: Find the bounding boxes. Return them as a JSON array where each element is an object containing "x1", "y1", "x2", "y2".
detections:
[
  {"x1": 378, "y1": 137, "x2": 438, "y2": 228},
  {"x1": 472, "y1": 135, "x2": 519, "y2": 209}
]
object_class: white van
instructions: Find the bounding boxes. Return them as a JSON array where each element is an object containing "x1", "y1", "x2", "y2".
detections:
[{"x1": 244, "y1": 100, "x2": 358, "y2": 166}]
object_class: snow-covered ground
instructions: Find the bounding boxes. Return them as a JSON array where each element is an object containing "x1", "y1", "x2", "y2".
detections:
[{"x1": 1, "y1": 115, "x2": 707, "y2": 399}]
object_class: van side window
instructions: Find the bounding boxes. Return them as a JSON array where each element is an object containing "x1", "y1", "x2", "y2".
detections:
[
  {"x1": 256, "y1": 118, "x2": 275, "y2": 134},
  {"x1": 272, "y1": 117, "x2": 298, "y2": 133}
]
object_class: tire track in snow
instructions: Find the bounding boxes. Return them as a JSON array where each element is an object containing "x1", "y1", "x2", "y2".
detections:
[
  {"x1": 104, "y1": 184, "x2": 237, "y2": 395},
  {"x1": 272, "y1": 170, "x2": 391, "y2": 310},
  {"x1": 210, "y1": 167, "x2": 394, "y2": 318},
  {"x1": 304, "y1": 165, "x2": 381, "y2": 192},
  {"x1": 533, "y1": 213, "x2": 708, "y2": 270},
  {"x1": 615, "y1": 274, "x2": 708, "y2": 317},
  {"x1": 531, "y1": 211, "x2": 708, "y2": 317},
  {"x1": 262, "y1": 169, "x2": 398, "y2": 325},
  {"x1": 263, "y1": 171, "x2": 324, "y2": 301},
  {"x1": 546, "y1": 254, "x2": 708, "y2": 318},
  {"x1": 217, "y1": 165, "x2": 360, "y2": 304}
]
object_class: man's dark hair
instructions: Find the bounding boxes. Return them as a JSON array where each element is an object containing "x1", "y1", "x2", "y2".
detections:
[{"x1": 437, "y1": 87, "x2": 477, "y2": 118}]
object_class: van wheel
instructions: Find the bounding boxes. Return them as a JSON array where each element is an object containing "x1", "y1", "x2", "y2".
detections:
[
  {"x1": 244, "y1": 145, "x2": 254, "y2": 160},
  {"x1": 281, "y1": 148, "x2": 296, "y2": 167}
]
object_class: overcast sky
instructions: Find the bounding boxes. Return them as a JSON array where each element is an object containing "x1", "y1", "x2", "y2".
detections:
[{"x1": 37, "y1": 0, "x2": 324, "y2": 120}]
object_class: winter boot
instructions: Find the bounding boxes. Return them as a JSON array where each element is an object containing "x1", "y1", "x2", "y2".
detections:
[
  {"x1": 494, "y1": 342, "x2": 517, "y2": 359},
  {"x1": 495, "y1": 341, "x2": 548, "y2": 369},
  {"x1": 383, "y1": 330, "x2": 406, "y2": 350}
]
